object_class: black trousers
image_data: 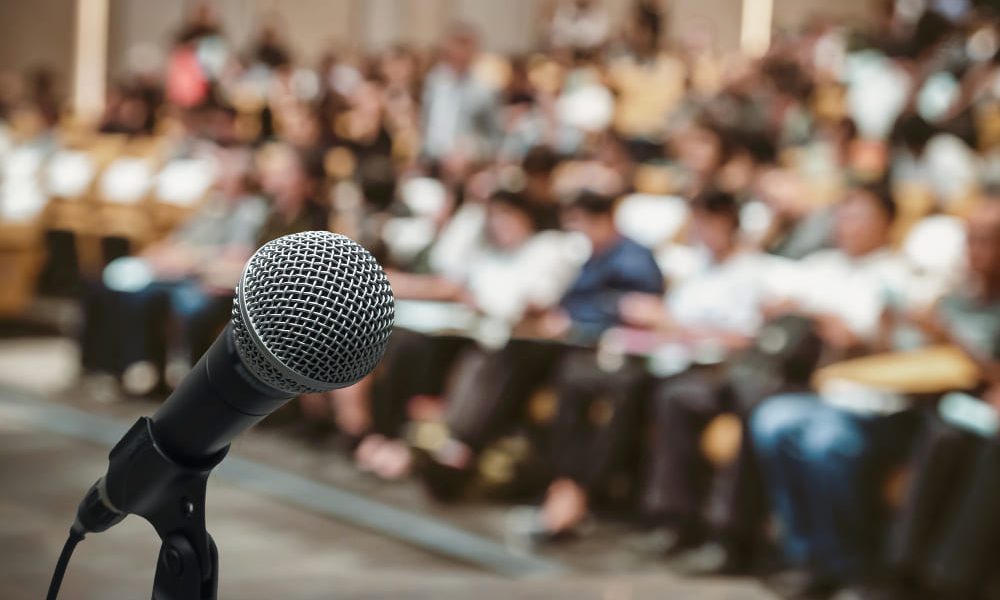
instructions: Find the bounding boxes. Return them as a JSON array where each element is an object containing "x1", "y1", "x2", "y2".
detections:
[
  {"x1": 889, "y1": 410, "x2": 1000, "y2": 597},
  {"x1": 370, "y1": 329, "x2": 470, "y2": 438},
  {"x1": 446, "y1": 343, "x2": 649, "y2": 495},
  {"x1": 547, "y1": 352, "x2": 648, "y2": 491},
  {"x1": 640, "y1": 367, "x2": 767, "y2": 544},
  {"x1": 445, "y1": 339, "x2": 568, "y2": 451}
]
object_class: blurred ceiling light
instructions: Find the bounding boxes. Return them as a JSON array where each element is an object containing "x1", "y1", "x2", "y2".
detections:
[{"x1": 740, "y1": 0, "x2": 773, "y2": 58}]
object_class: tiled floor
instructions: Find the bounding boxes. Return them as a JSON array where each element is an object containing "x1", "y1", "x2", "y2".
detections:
[{"x1": 0, "y1": 335, "x2": 777, "y2": 599}]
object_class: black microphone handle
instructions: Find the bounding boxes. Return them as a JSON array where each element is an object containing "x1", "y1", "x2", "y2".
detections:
[{"x1": 150, "y1": 323, "x2": 295, "y2": 466}]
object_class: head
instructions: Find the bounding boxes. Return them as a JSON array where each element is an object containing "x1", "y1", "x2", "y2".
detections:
[
  {"x1": 561, "y1": 190, "x2": 618, "y2": 249},
  {"x1": 834, "y1": 183, "x2": 896, "y2": 258},
  {"x1": 690, "y1": 189, "x2": 741, "y2": 260},
  {"x1": 966, "y1": 191, "x2": 1000, "y2": 288},
  {"x1": 485, "y1": 190, "x2": 537, "y2": 251},
  {"x1": 442, "y1": 24, "x2": 479, "y2": 73},
  {"x1": 259, "y1": 144, "x2": 325, "y2": 214},
  {"x1": 891, "y1": 113, "x2": 935, "y2": 157},
  {"x1": 214, "y1": 146, "x2": 255, "y2": 201},
  {"x1": 380, "y1": 45, "x2": 417, "y2": 88},
  {"x1": 673, "y1": 120, "x2": 730, "y2": 180},
  {"x1": 762, "y1": 58, "x2": 814, "y2": 106},
  {"x1": 521, "y1": 146, "x2": 560, "y2": 199}
]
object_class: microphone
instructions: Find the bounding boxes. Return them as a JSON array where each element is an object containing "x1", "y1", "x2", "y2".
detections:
[{"x1": 72, "y1": 230, "x2": 395, "y2": 536}]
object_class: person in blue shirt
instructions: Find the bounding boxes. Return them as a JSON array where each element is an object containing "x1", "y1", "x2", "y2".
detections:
[
  {"x1": 415, "y1": 190, "x2": 664, "y2": 501},
  {"x1": 557, "y1": 191, "x2": 666, "y2": 341}
]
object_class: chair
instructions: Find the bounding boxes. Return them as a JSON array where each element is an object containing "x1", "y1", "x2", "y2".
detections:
[
  {"x1": 83, "y1": 155, "x2": 157, "y2": 274},
  {"x1": 0, "y1": 145, "x2": 49, "y2": 315},
  {"x1": 0, "y1": 221, "x2": 44, "y2": 316},
  {"x1": 151, "y1": 157, "x2": 216, "y2": 234},
  {"x1": 614, "y1": 193, "x2": 688, "y2": 250},
  {"x1": 42, "y1": 149, "x2": 97, "y2": 232}
]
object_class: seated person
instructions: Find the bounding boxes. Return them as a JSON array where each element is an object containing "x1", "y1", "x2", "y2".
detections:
[
  {"x1": 882, "y1": 195, "x2": 1000, "y2": 599},
  {"x1": 81, "y1": 145, "x2": 268, "y2": 395},
  {"x1": 747, "y1": 183, "x2": 939, "y2": 597},
  {"x1": 357, "y1": 188, "x2": 580, "y2": 479},
  {"x1": 254, "y1": 144, "x2": 331, "y2": 243},
  {"x1": 591, "y1": 189, "x2": 777, "y2": 568},
  {"x1": 414, "y1": 190, "x2": 664, "y2": 497}
]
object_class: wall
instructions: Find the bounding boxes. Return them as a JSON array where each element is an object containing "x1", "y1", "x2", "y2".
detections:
[
  {"x1": 0, "y1": 0, "x2": 76, "y2": 94},
  {"x1": 668, "y1": 0, "x2": 744, "y2": 53},
  {"x1": 772, "y1": 0, "x2": 873, "y2": 30},
  {"x1": 107, "y1": 0, "x2": 359, "y2": 77},
  {"x1": 0, "y1": 0, "x2": 879, "y2": 92}
]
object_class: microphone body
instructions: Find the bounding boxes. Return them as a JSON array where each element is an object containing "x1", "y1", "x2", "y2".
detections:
[
  {"x1": 150, "y1": 323, "x2": 291, "y2": 465},
  {"x1": 74, "y1": 231, "x2": 395, "y2": 533}
]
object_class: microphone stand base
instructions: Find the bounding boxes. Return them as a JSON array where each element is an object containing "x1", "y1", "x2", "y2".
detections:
[
  {"x1": 89, "y1": 417, "x2": 227, "y2": 599},
  {"x1": 153, "y1": 531, "x2": 219, "y2": 600}
]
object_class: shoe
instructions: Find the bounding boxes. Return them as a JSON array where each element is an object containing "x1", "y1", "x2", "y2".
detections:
[
  {"x1": 625, "y1": 527, "x2": 700, "y2": 557},
  {"x1": 765, "y1": 568, "x2": 842, "y2": 599},
  {"x1": 667, "y1": 541, "x2": 753, "y2": 577},
  {"x1": 121, "y1": 361, "x2": 159, "y2": 397},
  {"x1": 412, "y1": 447, "x2": 472, "y2": 502},
  {"x1": 503, "y1": 506, "x2": 588, "y2": 548},
  {"x1": 82, "y1": 372, "x2": 122, "y2": 404}
]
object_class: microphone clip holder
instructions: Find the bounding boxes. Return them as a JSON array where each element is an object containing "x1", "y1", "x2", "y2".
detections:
[{"x1": 94, "y1": 417, "x2": 228, "y2": 599}]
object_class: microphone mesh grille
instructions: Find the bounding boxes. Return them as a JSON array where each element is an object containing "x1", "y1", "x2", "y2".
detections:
[{"x1": 232, "y1": 231, "x2": 394, "y2": 393}]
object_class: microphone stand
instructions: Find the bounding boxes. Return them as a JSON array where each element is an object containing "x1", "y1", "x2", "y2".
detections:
[{"x1": 87, "y1": 417, "x2": 226, "y2": 599}]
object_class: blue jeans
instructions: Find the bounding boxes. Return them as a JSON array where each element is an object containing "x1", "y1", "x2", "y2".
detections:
[{"x1": 749, "y1": 393, "x2": 915, "y2": 580}]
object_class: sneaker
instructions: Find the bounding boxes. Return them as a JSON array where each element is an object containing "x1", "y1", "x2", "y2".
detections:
[
  {"x1": 765, "y1": 568, "x2": 842, "y2": 600},
  {"x1": 667, "y1": 541, "x2": 753, "y2": 577},
  {"x1": 82, "y1": 372, "x2": 121, "y2": 404},
  {"x1": 503, "y1": 506, "x2": 587, "y2": 548},
  {"x1": 625, "y1": 527, "x2": 697, "y2": 557},
  {"x1": 121, "y1": 361, "x2": 159, "y2": 397}
]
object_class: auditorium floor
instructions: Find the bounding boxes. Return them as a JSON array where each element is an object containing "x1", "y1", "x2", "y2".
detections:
[{"x1": 0, "y1": 334, "x2": 777, "y2": 599}]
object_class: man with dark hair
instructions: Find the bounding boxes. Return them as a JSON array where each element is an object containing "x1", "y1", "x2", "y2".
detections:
[
  {"x1": 608, "y1": 189, "x2": 777, "y2": 566},
  {"x1": 360, "y1": 187, "x2": 580, "y2": 479},
  {"x1": 521, "y1": 146, "x2": 563, "y2": 230},
  {"x1": 748, "y1": 184, "x2": 917, "y2": 597},
  {"x1": 416, "y1": 189, "x2": 663, "y2": 500},
  {"x1": 557, "y1": 190, "x2": 666, "y2": 338}
]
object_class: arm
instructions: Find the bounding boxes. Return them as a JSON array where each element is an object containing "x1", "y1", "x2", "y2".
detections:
[{"x1": 386, "y1": 270, "x2": 466, "y2": 302}]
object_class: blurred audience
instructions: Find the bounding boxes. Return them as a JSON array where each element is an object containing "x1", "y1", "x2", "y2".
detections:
[{"x1": 9, "y1": 1, "x2": 1000, "y2": 597}]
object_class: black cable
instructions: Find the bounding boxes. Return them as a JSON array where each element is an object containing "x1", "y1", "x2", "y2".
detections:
[{"x1": 46, "y1": 524, "x2": 86, "y2": 600}]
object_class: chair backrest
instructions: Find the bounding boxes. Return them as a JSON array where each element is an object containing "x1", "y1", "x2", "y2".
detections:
[
  {"x1": 400, "y1": 176, "x2": 448, "y2": 218},
  {"x1": 1, "y1": 146, "x2": 49, "y2": 222},
  {"x1": 154, "y1": 158, "x2": 217, "y2": 207},
  {"x1": 98, "y1": 157, "x2": 155, "y2": 204},
  {"x1": 614, "y1": 193, "x2": 688, "y2": 249},
  {"x1": 45, "y1": 149, "x2": 96, "y2": 200}
]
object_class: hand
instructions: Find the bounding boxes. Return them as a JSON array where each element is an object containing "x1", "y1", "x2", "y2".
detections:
[
  {"x1": 903, "y1": 305, "x2": 948, "y2": 340},
  {"x1": 761, "y1": 298, "x2": 799, "y2": 321},
  {"x1": 537, "y1": 310, "x2": 571, "y2": 339},
  {"x1": 146, "y1": 246, "x2": 199, "y2": 279},
  {"x1": 985, "y1": 385, "x2": 1000, "y2": 412},
  {"x1": 619, "y1": 293, "x2": 670, "y2": 330},
  {"x1": 815, "y1": 313, "x2": 862, "y2": 351}
]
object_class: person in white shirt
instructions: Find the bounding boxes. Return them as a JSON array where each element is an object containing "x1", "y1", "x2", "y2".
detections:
[
  {"x1": 421, "y1": 25, "x2": 501, "y2": 167},
  {"x1": 748, "y1": 183, "x2": 918, "y2": 596},
  {"x1": 764, "y1": 200, "x2": 908, "y2": 351},
  {"x1": 607, "y1": 189, "x2": 777, "y2": 568},
  {"x1": 356, "y1": 189, "x2": 578, "y2": 480}
]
